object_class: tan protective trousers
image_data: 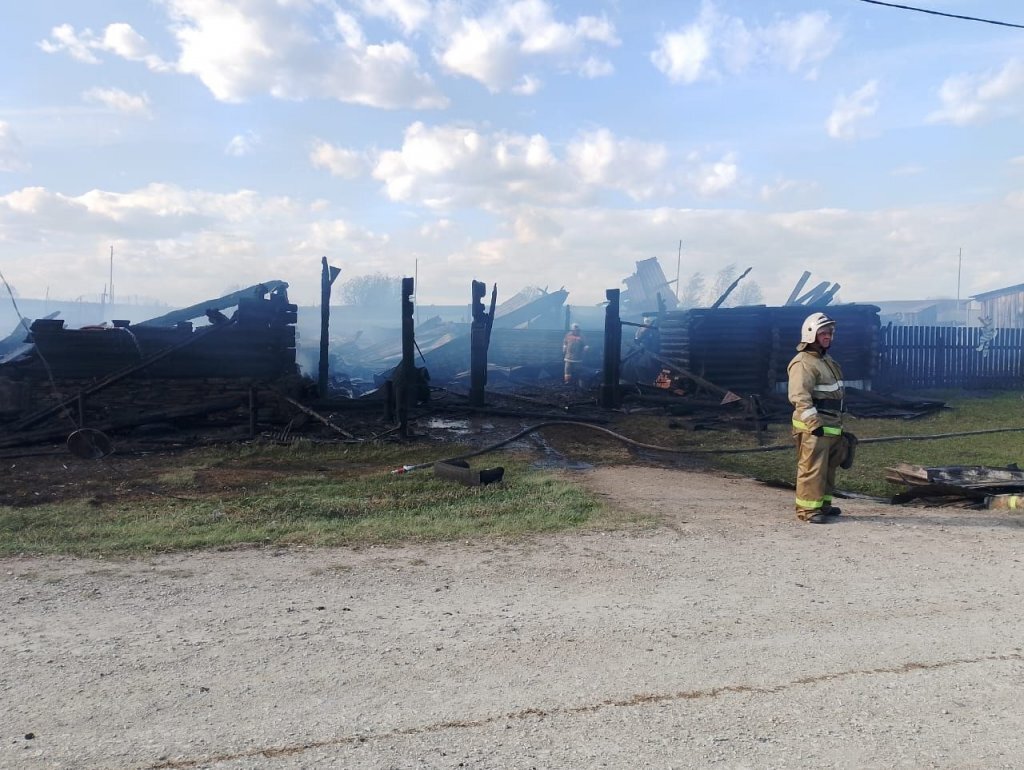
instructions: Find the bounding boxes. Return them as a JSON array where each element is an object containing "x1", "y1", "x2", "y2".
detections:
[{"x1": 793, "y1": 431, "x2": 845, "y2": 517}]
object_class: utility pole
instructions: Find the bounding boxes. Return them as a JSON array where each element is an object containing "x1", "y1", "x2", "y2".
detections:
[
  {"x1": 675, "y1": 240, "x2": 682, "y2": 306},
  {"x1": 956, "y1": 247, "x2": 963, "y2": 326},
  {"x1": 109, "y1": 244, "x2": 115, "y2": 308}
]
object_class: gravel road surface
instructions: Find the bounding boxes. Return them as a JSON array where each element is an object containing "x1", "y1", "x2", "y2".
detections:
[{"x1": 3, "y1": 467, "x2": 1023, "y2": 769}]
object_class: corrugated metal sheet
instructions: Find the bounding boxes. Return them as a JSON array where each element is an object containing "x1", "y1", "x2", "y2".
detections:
[{"x1": 622, "y1": 258, "x2": 679, "y2": 311}]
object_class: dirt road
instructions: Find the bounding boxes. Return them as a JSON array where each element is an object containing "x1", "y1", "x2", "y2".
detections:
[{"x1": 3, "y1": 466, "x2": 1024, "y2": 769}]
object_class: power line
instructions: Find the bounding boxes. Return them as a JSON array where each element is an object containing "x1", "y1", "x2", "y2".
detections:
[{"x1": 857, "y1": 0, "x2": 1024, "y2": 29}]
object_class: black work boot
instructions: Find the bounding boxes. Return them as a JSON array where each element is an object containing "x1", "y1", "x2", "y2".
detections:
[
  {"x1": 798, "y1": 511, "x2": 827, "y2": 524},
  {"x1": 823, "y1": 505, "x2": 842, "y2": 516}
]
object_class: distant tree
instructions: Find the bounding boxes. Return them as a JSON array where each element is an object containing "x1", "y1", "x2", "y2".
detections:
[
  {"x1": 680, "y1": 271, "x2": 705, "y2": 309},
  {"x1": 709, "y1": 263, "x2": 738, "y2": 307},
  {"x1": 734, "y1": 281, "x2": 764, "y2": 306},
  {"x1": 341, "y1": 273, "x2": 402, "y2": 307}
]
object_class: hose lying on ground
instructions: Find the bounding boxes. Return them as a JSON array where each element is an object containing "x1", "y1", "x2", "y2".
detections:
[{"x1": 392, "y1": 421, "x2": 1024, "y2": 474}]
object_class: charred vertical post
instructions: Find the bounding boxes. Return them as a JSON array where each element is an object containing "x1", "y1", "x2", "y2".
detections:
[
  {"x1": 318, "y1": 257, "x2": 341, "y2": 399},
  {"x1": 601, "y1": 288, "x2": 622, "y2": 409},
  {"x1": 469, "y1": 281, "x2": 497, "y2": 407},
  {"x1": 248, "y1": 386, "x2": 258, "y2": 439},
  {"x1": 398, "y1": 277, "x2": 416, "y2": 438},
  {"x1": 382, "y1": 380, "x2": 395, "y2": 423}
]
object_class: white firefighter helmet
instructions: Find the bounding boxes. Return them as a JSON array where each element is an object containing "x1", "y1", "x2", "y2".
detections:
[
  {"x1": 800, "y1": 312, "x2": 836, "y2": 344},
  {"x1": 571, "y1": 322, "x2": 580, "y2": 331}
]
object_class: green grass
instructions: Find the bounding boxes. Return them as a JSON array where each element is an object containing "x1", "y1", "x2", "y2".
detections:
[
  {"x1": 0, "y1": 442, "x2": 637, "y2": 557},
  {"x1": 3, "y1": 391, "x2": 1020, "y2": 555},
  {"x1": 539, "y1": 390, "x2": 1024, "y2": 498},
  {"x1": 711, "y1": 390, "x2": 1024, "y2": 497}
]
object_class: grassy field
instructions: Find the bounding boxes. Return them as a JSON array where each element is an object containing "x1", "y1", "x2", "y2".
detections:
[
  {"x1": 714, "y1": 391, "x2": 1024, "y2": 497},
  {"x1": 542, "y1": 390, "x2": 1024, "y2": 498},
  {"x1": 0, "y1": 441, "x2": 645, "y2": 557},
  {"x1": 1, "y1": 390, "x2": 1021, "y2": 556}
]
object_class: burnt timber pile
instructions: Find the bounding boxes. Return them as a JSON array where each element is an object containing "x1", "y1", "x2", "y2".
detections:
[
  {"x1": 0, "y1": 283, "x2": 301, "y2": 448},
  {"x1": 0, "y1": 256, "x2": 952, "y2": 452},
  {"x1": 659, "y1": 304, "x2": 881, "y2": 395}
]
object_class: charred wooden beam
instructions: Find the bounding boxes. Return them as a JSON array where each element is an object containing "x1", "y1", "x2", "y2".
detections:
[
  {"x1": 794, "y1": 281, "x2": 831, "y2": 306},
  {"x1": 600, "y1": 288, "x2": 622, "y2": 409},
  {"x1": 278, "y1": 393, "x2": 355, "y2": 439},
  {"x1": 135, "y1": 281, "x2": 287, "y2": 327},
  {"x1": 0, "y1": 396, "x2": 245, "y2": 450},
  {"x1": 318, "y1": 258, "x2": 342, "y2": 399},
  {"x1": 710, "y1": 267, "x2": 752, "y2": 309},
  {"x1": 398, "y1": 277, "x2": 416, "y2": 438},
  {"x1": 785, "y1": 272, "x2": 812, "y2": 305},
  {"x1": 469, "y1": 280, "x2": 497, "y2": 407}
]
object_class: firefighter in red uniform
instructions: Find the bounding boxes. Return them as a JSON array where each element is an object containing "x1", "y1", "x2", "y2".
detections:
[{"x1": 788, "y1": 312, "x2": 846, "y2": 523}]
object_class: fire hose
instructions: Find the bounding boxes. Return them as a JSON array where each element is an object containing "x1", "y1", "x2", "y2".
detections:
[{"x1": 391, "y1": 421, "x2": 1024, "y2": 474}]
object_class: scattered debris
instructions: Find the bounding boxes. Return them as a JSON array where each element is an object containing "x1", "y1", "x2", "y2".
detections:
[{"x1": 885, "y1": 463, "x2": 1024, "y2": 507}]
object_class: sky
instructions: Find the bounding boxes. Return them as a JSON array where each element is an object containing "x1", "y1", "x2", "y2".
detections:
[{"x1": 1, "y1": 0, "x2": 1022, "y2": 310}]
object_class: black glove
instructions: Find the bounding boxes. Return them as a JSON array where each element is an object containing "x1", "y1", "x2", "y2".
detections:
[{"x1": 810, "y1": 426, "x2": 825, "y2": 437}]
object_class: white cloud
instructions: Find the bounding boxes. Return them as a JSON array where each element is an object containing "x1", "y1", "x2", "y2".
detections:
[
  {"x1": 371, "y1": 122, "x2": 680, "y2": 209},
  {"x1": 419, "y1": 218, "x2": 453, "y2": 239},
  {"x1": 760, "y1": 177, "x2": 818, "y2": 202},
  {"x1": 567, "y1": 129, "x2": 670, "y2": 200},
  {"x1": 438, "y1": 0, "x2": 619, "y2": 92},
  {"x1": 512, "y1": 75, "x2": 543, "y2": 95},
  {"x1": 4, "y1": 181, "x2": 1024, "y2": 309},
  {"x1": 225, "y1": 132, "x2": 261, "y2": 157},
  {"x1": 102, "y1": 23, "x2": 173, "y2": 71},
  {"x1": 928, "y1": 59, "x2": 1024, "y2": 126},
  {"x1": 310, "y1": 140, "x2": 366, "y2": 178},
  {"x1": 651, "y1": 25, "x2": 711, "y2": 84},
  {"x1": 651, "y1": 2, "x2": 839, "y2": 84},
  {"x1": 355, "y1": 0, "x2": 431, "y2": 35},
  {"x1": 579, "y1": 56, "x2": 613, "y2": 78},
  {"x1": 39, "y1": 23, "x2": 172, "y2": 71},
  {"x1": 38, "y1": 23, "x2": 102, "y2": 63},
  {"x1": 690, "y1": 152, "x2": 739, "y2": 196},
  {"x1": 826, "y1": 80, "x2": 879, "y2": 140},
  {"x1": 0, "y1": 122, "x2": 30, "y2": 173},
  {"x1": 166, "y1": 0, "x2": 447, "y2": 108},
  {"x1": 762, "y1": 10, "x2": 838, "y2": 77},
  {"x1": 82, "y1": 87, "x2": 153, "y2": 117},
  {"x1": 0, "y1": 183, "x2": 386, "y2": 304},
  {"x1": 41, "y1": 4, "x2": 446, "y2": 110}
]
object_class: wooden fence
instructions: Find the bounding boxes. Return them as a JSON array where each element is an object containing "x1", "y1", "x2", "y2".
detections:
[{"x1": 878, "y1": 325, "x2": 1024, "y2": 390}]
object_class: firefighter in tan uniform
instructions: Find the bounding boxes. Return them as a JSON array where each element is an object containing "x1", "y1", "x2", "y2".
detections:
[
  {"x1": 788, "y1": 312, "x2": 846, "y2": 523},
  {"x1": 562, "y1": 323, "x2": 587, "y2": 385}
]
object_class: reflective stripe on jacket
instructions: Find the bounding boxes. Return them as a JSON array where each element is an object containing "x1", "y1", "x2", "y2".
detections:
[{"x1": 788, "y1": 348, "x2": 845, "y2": 433}]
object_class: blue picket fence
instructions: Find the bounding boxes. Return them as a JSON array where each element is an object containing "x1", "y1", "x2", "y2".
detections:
[{"x1": 878, "y1": 325, "x2": 1024, "y2": 390}]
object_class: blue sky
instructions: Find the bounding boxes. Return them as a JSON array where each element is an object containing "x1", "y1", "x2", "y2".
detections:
[{"x1": 1, "y1": 0, "x2": 1022, "y2": 309}]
